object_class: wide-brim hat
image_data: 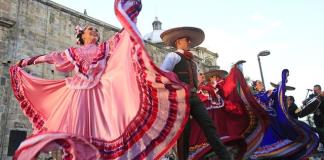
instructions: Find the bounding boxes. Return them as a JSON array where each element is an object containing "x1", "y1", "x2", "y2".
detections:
[
  {"x1": 270, "y1": 82, "x2": 295, "y2": 91},
  {"x1": 160, "y1": 27, "x2": 205, "y2": 48},
  {"x1": 204, "y1": 69, "x2": 228, "y2": 80}
]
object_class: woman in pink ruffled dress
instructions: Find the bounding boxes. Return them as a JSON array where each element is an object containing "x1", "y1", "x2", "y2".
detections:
[{"x1": 10, "y1": 0, "x2": 189, "y2": 159}]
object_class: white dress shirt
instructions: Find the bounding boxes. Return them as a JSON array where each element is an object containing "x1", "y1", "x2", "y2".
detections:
[{"x1": 160, "y1": 49, "x2": 184, "y2": 71}]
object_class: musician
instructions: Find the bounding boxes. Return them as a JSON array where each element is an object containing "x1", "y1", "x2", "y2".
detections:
[
  {"x1": 303, "y1": 84, "x2": 322, "y2": 105},
  {"x1": 303, "y1": 85, "x2": 324, "y2": 149},
  {"x1": 287, "y1": 96, "x2": 299, "y2": 119},
  {"x1": 314, "y1": 91, "x2": 324, "y2": 139},
  {"x1": 302, "y1": 85, "x2": 323, "y2": 126}
]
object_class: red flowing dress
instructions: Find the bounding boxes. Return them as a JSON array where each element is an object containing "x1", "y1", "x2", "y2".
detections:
[{"x1": 189, "y1": 65, "x2": 269, "y2": 160}]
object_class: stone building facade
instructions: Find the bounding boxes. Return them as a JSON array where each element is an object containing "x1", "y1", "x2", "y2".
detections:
[{"x1": 0, "y1": 0, "x2": 220, "y2": 159}]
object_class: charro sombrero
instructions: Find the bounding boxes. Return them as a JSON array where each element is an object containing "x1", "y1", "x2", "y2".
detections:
[
  {"x1": 204, "y1": 69, "x2": 228, "y2": 80},
  {"x1": 270, "y1": 82, "x2": 296, "y2": 91},
  {"x1": 160, "y1": 27, "x2": 205, "y2": 48}
]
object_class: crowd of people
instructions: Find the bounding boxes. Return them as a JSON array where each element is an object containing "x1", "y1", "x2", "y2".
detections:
[{"x1": 8, "y1": 0, "x2": 324, "y2": 159}]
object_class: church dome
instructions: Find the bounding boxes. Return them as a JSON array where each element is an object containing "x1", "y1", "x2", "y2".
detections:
[{"x1": 143, "y1": 17, "x2": 164, "y2": 44}]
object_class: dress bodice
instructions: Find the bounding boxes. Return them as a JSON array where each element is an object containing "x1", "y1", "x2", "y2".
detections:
[
  {"x1": 64, "y1": 42, "x2": 109, "y2": 89},
  {"x1": 254, "y1": 90, "x2": 278, "y2": 116}
]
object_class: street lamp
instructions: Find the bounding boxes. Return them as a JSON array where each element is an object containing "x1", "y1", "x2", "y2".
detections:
[{"x1": 257, "y1": 50, "x2": 270, "y2": 90}]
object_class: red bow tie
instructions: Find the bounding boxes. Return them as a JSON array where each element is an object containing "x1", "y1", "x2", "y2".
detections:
[{"x1": 183, "y1": 51, "x2": 193, "y2": 60}]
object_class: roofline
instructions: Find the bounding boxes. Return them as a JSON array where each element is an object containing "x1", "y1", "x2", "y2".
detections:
[{"x1": 35, "y1": 0, "x2": 120, "y2": 32}]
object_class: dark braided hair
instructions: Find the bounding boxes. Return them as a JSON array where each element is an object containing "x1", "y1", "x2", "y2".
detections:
[
  {"x1": 251, "y1": 80, "x2": 258, "y2": 91},
  {"x1": 75, "y1": 26, "x2": 100, "y2": 45},
  {"x1": 288, "y1": 96, "x2": 295, "y2": 103},
  {"x1": 76, "y1": 29, "x2": 85, "y2": 45}
]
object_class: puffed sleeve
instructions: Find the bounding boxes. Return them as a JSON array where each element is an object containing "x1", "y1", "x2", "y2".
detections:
[
  {"x1": 160, "y1": 52, "x2": 181, "y2": 72},
  {"x1": 46, "y1": 51, "x2": 75, "y2": 72},
  {"x1": 18, "y1": 51, "x2": 74, "y2": 72}
]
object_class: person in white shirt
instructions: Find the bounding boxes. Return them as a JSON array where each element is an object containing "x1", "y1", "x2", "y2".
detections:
[{"x1": 160, "y1": 27, "x2": 231, "y2": 160}]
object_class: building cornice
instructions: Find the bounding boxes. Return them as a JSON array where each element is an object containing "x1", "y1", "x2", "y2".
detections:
[
  {"x1": 194, "y1": 46, "x2": 219, "y2": 58},
  {"x1": 34, "y1": 0, "x2": 120, "y2": 32}
]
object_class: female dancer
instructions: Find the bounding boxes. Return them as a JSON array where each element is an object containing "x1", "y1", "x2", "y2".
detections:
[
  {"x1": 250, "y1": 70, "x2": 319, "y2": 160},
  {"x1": 10, "y1": 0, "x2": 189, "y2": 159}
]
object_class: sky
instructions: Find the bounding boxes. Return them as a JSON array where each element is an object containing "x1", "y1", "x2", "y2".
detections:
[{"x1": 52, "y1": 0, "x2": 324, "y2": 106}]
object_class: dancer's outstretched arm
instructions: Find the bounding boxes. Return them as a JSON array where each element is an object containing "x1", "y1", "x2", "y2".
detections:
[{"x1": 16, "y1": 51, "x2": 74, "y2": 72}]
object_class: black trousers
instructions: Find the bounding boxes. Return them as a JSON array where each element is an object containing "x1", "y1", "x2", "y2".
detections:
[
  {"x1": 311, "y1": 126, "x2": 324, "y2": 145},
  {"x1": 177, "y1": 93, "x2": 231, "y2": 160},
  {"x1": 313, "y1": 114, "x2": 324, "y2": 145}
]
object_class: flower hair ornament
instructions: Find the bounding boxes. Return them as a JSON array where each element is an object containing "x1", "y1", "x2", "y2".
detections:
[{"x1": 75, "y1": 25, "x2": 84, "y2": 45}]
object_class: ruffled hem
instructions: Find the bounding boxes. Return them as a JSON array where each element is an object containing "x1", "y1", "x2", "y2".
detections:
[
  {"x1": 9, "y1": 66, "x2": 47, "y2": 132},
  {"x1": 189, "y1": 136, "x2": 247, "y2": 160},
  {"x1": 14, "y1": 132, "x2": 99, "y2": 160},
  {"x1": 229, "y1": 65, "x2": 270, "y2": 158}
]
